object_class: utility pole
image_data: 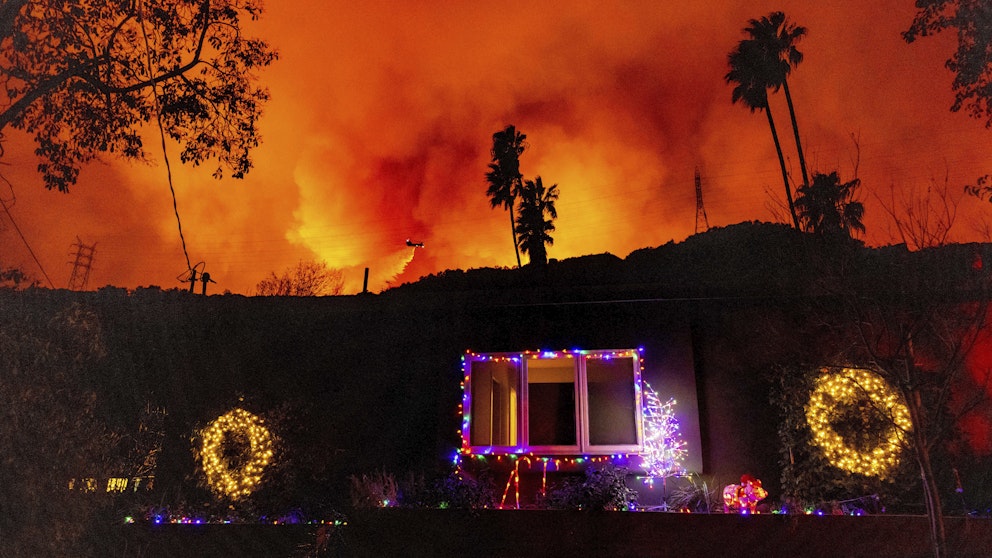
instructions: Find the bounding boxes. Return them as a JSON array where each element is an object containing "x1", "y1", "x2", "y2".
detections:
[
  {"x1": 67, "y1": 237, "x2": 96, "y2": 290},
  {"x1": 694, "y1": 166, "x2": 710, "y2": 234}
]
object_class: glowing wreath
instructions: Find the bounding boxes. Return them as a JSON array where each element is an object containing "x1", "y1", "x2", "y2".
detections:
[
  {"x1": 200, "y1": 408, "x2": 274, "y2": 500},
  {"x1": 805, "y1": 368, "x2": 911, "y2": 478}
]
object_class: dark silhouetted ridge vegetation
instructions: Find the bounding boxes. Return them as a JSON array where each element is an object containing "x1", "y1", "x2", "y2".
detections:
[{"x1": 384, "y1": 221, "x2": 988, "y2": 308}]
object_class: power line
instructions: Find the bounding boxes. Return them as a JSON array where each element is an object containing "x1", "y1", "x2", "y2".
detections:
[
  {"x1": 0, "y1": 184, "x2": 55, "y2": 289},
  {"x1": 139, "y1": 2, "x2": 192, "y2": 278}
]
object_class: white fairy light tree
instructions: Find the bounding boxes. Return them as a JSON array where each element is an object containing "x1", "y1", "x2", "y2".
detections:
[{"x1": 640, "y1": 382, "x2": 687, "y2": 479}]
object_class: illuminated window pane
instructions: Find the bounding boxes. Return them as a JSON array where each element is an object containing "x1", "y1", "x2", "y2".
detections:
[
  {"x1": 470, "y1": 360, "x2": 520, "y2": 446},
  {"x1": 106, "y1": 477, "x2": 129, "y2": 492},
  {"x1": 527, "y1": 359, "x2": 577, "y2": 446},
  {"x1": 587, "y1": 357, "x2": 639, "y2": 446}
]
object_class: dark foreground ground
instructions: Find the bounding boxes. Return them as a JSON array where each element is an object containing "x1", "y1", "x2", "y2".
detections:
[{"x1": 113, "y1": 510, "x2": 992, "y2": 558}]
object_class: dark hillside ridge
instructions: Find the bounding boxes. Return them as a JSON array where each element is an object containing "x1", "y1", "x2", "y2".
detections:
[{"x1": 387, "y1": 221, "x2": 988, "y2": 304}]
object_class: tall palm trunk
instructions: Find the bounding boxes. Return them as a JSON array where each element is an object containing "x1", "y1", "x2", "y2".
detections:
[
  {"x1": 782, "y1": 79, "x2": 810, "y2": 188},
  {"x1": 509, "y1": 196, "x2": 521, "y2": 268},
  {"x1": 764, "y1": 101, "x2": 801, "y2": 229}
]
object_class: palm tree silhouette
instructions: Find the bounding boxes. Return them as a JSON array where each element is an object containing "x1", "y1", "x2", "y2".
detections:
[
  {"x1": 515, "y1": 176, "x2": 559, "y2": 266},
  {"x1": 795, "y1": 171, "x2": 865, "y2": 238},
  {"x1": 486, "y1": 126, "x2": 527, "y2": 268},
  {"x1": 727, "y1": 40, "x2": 799, "y2": 229},
  {"x1": 726, "y1": 12, "x2": 808, "y2": 229},
  {"x1": 748, "y1": 12, "x2": 809, "y2": 189}
]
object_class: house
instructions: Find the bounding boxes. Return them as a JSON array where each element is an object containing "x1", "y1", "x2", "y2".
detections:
[
  {"x1": 6, "y1": 223, "x2": 992, "y2": 514},
  {"x1": 458, "y1": 347, "x2": 703, "y2": 508}
]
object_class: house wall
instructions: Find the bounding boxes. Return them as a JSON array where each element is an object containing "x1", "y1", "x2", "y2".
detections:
[{"x1": 1, "y1": 287, "x2": 792, "y2": 507}]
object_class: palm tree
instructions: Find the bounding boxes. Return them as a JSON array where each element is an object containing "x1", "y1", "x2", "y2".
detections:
[
  {"x1": 746, "y1": 12, "x2": 810, "y2": 190},
  {"x1": 485, "y1": 126, "x2": 527, "y2": 268},
  {"x1": 795, "y1": 171, "x2": 865, "y2": 238},
  {"x1": 515, "y1": 176, "x2": 559, "y2": 266},
  {"x1": 726, "y1": 39, "x2": 800, "y2": 229}
]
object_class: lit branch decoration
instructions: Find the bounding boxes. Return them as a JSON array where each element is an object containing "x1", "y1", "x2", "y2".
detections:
[
  {"x1": 639, "y1": 382, "x2": 687, "y2": 478},
  {"x1": 199, "y1": 408, "x2": 275, "y2": 500}
]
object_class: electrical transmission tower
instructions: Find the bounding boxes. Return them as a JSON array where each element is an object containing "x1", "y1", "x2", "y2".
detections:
[
  {"x1": 67, "y1": 237, "x2": 96, "y2": 290},
  {"x1": 694, "y1": 166, "x2": 710, "y2": 234}
]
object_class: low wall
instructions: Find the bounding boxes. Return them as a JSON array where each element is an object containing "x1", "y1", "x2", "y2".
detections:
[{"x1": 113, "y1": 511, "x2": 992, "y2": 558}]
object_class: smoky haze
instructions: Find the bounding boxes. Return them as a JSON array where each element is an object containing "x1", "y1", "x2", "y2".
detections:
[{"x1": 1, "y1": 0, "x2": 989, "y2": 294}]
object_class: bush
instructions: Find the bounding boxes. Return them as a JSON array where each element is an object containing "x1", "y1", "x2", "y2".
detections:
[
  {"x1": 431, "y1": 472, "x2": 497, "y2": 510},
  {"x1": 349, "y1": 470, "x2": 497, "y2": 510},
  {"x1": 668, "y1": 475, "x2": 721, "y2": 513},
  {"x1": 348, "y1": 471, "x2": 398, "y2": 509},
  {"x1": 545, "y1": 466, "x2": 637, "y2": 511}
]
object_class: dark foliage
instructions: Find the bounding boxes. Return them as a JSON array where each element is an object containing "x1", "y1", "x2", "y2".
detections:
[
  {"x1": 426, "y1": 472, "x2": 498, "y2": 510},
  {"x1": 0, "y1": 261, "x2": 36, "y2": 289},
  {"x1": 795, "y1": 171, "x2": 865, "y2": 237},
  {"x1": 515, "y1": 176, "x2": 559, "y2": 266},
  {"x1": 348, "y1": 470, "x2": 497, "y2": 510},
  {"x1": 486, "y1": 125, "x2": 527, "y2": 267},
  {"x1": 545, "y1": 465, "x2": 637, "y2": 511},
  {"x1": 0, "y1": 1, "x2": 277, "y2": 191},
  {"x1": 905, "y1": 1, "x2": 992, "y2": 202},
  {"x1": 0, "y1": 301, "x2": 123, "y2": 555}
]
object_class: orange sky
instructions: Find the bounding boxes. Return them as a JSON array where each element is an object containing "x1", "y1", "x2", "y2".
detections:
[{"x1": 2, "y1": 0, "x2": 991, "y2": 294}]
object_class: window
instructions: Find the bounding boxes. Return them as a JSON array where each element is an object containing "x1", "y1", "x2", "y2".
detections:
[
  {"x1": 469, "y1": 359, "x2": 520, "y2": 446},
  {"x1": 462, "y1": 349, "x2": 644, "y2": 455},
  {"x1": 586, "y1": 356, "x2": 639, "y2": 446}
]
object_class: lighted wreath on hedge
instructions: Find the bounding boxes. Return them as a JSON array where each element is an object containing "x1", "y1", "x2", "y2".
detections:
[
  {"x1": 200, "y1": 408, "x2": 275, "y2": 500},
  {"x1": 805, "y1": 368, "x2": 911, "y2": 478}
]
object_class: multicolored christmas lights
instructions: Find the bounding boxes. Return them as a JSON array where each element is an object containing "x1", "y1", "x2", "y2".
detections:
[
  {"x1": 805, "y1": 367, "x2": 911, "y2": 478},
  {"x1": 722, "y1": 475, "x2": 768, "y2": 514},
  {"x1": 199, "y1": 408, "x2": 275, "y2": 500},
  {"x1": 459, "y1": 348, "x2": 646, "y2": 457},
  {"x1": 457, "y1": 347, "x2": 687, "y2": 497}
]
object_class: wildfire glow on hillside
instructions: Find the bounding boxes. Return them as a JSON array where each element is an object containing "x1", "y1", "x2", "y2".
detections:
[{"x1": 1, "y1": 1, "x2": 991, "y2": 294}]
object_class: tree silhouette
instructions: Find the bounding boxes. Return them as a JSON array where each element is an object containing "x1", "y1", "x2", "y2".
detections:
[
  {"x1": 515, "y1": 176, "x2": 558, "y2": 266},
  {"x1": 726, "y1": 12, "x2": 808, "y2": 229},
  {"x1": 256, "y1": 259, "x2": 344, "y2": 296},
  {"x1": 747, "y1": 12, "x2": 810, "y2": 189},
  {"x1": 0, "y1": 1, "x2": 277, "y2": 192},
  {"x1": 906, "y1": 0, "x2": 992, "y2": 127},
  {"x1": 906, "y1": 1, "x2": 992, "y2": 202},
  {"x1": 878, "y1": 178, "x2": 960, "y2": 251},
  {"x1": 0, "y1": 261, "x2": 33, "y2": 289},
  {"x1": 829, "y1": 257, "x2": 988, "y2": 558},
  {"x1": 1, "y1": 302, "x2": 122, "y2": 555},
  {"x1": 486, "y1": 126, "x2": 527, "y2": 268},
  {"x1": 795, "y1": 171, "x2": 865, "y2": 238}
]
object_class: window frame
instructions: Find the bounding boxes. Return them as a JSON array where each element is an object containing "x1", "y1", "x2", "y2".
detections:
[{"x1": 462, "y1": 349, "x2": 645, "y2": 456}]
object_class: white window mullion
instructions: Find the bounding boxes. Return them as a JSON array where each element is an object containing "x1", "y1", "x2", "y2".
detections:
[
  {"x1": 577, "y1": 355, "x2": 589, "y2": 453},
  {"x1": 521, "y1": 358, "x2": 530, "y2": 448}
]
